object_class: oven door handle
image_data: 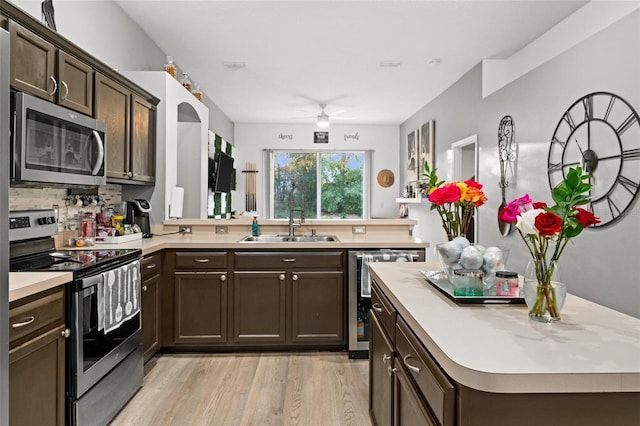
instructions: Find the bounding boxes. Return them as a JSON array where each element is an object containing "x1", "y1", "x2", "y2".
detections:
[{"x1": 91, "y1": 130, "x2": 105, "y2": 176}]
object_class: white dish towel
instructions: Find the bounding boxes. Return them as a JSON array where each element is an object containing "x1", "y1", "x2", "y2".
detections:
[{"x1": 97, "y1": 260, "x2": 141, "y2": 333}]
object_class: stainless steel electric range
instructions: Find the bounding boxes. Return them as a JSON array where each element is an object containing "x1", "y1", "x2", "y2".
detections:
[{"x1": 9, "y1": 209, "x2": 144, "y2": 425}]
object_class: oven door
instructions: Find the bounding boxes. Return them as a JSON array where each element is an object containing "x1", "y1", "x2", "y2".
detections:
[
  {"x1": 69, "y1": 260, "x2": 142, "y2": 398},
  {"x1": 12, "y1": 91, "x2": 106, "y2": 186}
]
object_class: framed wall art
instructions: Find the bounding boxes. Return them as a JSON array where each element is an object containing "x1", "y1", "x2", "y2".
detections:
[
  {"x1": 419, "y1": 120, "x2": 435, "y2": 173},
  {"x1": 406, "y1": 128, "x2": 419, "y2": 182}
]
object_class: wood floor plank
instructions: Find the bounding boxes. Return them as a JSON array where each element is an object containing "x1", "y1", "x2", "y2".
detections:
[{"x1": 111, "y1": 352, "x2": 371, "y2": 426}]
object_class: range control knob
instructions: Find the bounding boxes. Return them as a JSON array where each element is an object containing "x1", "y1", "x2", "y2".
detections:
[
  {"x1": 37, "y1": 217, "x2": 47, "y2": 225},
  {"x1": 47, "y1": 216, "x2": 55, "y2": 224}
]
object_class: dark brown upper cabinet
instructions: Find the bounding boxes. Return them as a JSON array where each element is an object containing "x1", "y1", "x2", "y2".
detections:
[
  {"x1": 9, "y1": 20, "x2": 93, "y2": 116},
  {"x1": 95, "y1": 73, "x2": 155, "y2": 185}
]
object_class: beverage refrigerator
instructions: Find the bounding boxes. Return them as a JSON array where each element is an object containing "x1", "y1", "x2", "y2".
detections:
[{"x1": 347, "y1": 249, "x2": 424, "y2": 359}]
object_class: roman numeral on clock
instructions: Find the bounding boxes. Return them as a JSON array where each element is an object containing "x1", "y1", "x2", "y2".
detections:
[
  {"x1": 616, "y1": 113, "x2": 639, "y2": 136},
  {"x1": 563, "y1": 112, "x2": 577, "y2": 132},
  {"x1": 618, "y1": 175, "x2": 639, "y2": 195},
  {"x1": 622, "y1": 148, "x2": 640, "y2": 160}
]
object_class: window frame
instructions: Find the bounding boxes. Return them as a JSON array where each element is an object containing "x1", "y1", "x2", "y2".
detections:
[{"x1": 265, "y1": 149, "x2": 371, "y2": 220}]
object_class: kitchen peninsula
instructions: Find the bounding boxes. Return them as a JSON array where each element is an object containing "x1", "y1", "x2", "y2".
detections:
[{"x1": 368, "y1": 261, "x2": 640, "y2": 425}]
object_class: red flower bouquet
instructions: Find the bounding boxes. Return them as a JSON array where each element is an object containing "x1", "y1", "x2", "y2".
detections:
[{"x1": 422, "y1": 163, "x2": 487, "y2": 241}]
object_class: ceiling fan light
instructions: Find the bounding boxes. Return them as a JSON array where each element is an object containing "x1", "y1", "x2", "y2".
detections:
[{"x1": 317, "y1": 116, "x2": 330, "y2": 127}]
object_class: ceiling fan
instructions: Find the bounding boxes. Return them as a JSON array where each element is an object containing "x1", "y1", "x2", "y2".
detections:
[{"x1": 296, "y1": 104, "x2": 354, "y2": 127}]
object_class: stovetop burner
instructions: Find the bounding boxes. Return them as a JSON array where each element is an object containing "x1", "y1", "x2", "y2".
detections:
[{"x1": 10, "y1": 248, "x2": 142, "y2": 276}]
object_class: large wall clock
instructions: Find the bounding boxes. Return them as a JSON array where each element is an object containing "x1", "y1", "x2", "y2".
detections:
[{"x1": 548, "y1": 91, "x2": 640, "y2": 228}]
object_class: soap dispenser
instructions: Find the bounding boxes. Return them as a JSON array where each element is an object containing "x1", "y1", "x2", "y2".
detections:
[{"x1": 251, "y1": 216, "x2": 260, "y2": 236}]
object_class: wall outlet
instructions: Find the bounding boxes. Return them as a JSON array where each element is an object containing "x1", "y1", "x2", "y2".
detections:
[
  {"x1": 352, "y1": 226, "x2": 366, "y2": 234},
  {"x1": 180, "y1": 226, "x2": 192, "y2": 234}
]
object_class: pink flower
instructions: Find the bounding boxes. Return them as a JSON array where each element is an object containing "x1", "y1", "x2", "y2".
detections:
[{"x1": 499, "y1": 194, "x2": 534, "y2": 223}]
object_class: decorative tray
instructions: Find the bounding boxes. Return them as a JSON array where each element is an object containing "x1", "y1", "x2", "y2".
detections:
[
  {"x1": 95, "y1": 233, "x2": 143, "y2": 244},
  {"x1": 419, "y1": 270, "x2": 525, "y2": 305}
]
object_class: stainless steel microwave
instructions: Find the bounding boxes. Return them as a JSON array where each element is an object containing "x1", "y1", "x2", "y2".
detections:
[{"x1": 11, "y1": 91, "x2": 107, "y2": 186}]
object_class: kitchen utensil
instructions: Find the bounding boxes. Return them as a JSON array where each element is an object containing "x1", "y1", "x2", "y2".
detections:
[
  {"x1": 115, "y1": 270, "x2": 123, "y2": 322},
  {"x1": 125, "y1": 267, "x2": 133, "y2": 315},
  {"x1": 107, "y1": 271, "x2": 114, "y2": 323},
  {"x1": 497, "y1": 116, "x2": 515, "y2": 236}
]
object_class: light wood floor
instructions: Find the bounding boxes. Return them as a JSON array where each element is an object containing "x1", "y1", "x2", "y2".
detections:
[{"x1": 111, "y1": 352, "x2": 372, "y2": 426}]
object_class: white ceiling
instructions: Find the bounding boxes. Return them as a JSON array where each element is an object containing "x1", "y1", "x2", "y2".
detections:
[{"x1": 115, "y1": 0, "x2": 587, "y2": 125}]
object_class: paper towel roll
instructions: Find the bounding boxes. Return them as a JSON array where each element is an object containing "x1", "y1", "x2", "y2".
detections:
[{"x1": 169, "y1": 187, "x2": 184, "y2": 218}]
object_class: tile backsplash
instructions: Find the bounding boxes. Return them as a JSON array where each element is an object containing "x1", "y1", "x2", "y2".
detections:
[{"x1": 9, "y1": 185, "x2": 122, "y2": 231}]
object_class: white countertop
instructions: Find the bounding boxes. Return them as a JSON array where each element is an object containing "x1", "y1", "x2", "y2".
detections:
[
  {"x1": 9, "y1": 271, "x2": 73, "y2": 303},
  {"x1": 368, "y1": 262, "x2": 640, "y2": 394},
  {"x1": 85, "y1": 231, "x2": 428, "y2": 255}
]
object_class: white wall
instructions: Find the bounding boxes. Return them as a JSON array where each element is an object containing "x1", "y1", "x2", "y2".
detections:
[
  {"x1": 234, "y1": 124, "x2": 400, "y2": 219},
  {"x1": 402, "y1": 10, "x2": 640, "y2": 318}
]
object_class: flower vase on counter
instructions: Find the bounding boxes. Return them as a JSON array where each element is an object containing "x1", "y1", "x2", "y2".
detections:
[
  {"x1": 499, "y1": 167, "x2": 600, "y2": 322},
  {"x1": 522, "y1": 258, "x2": 566, "y2": 322}
]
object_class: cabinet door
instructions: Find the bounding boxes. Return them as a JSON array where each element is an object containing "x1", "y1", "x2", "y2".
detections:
[
  {"x1": 142, "y1": 273, "x2": 161, "y2": 361},
  {"x1": 174, "y1": 272, "x2": 228, "y2": 344},
  {"x1": 9, "y1": 20, "x2": 56, "y2": 101},
  {"x1": 394, "y1": 364, "x2": 438, "y2": 426},
  {"x1": 130, "y1": 94, "x2": 155, "y2": 184},
  {"x1": 369, "y1": 313, "x2": 394, "y2": 426},
  {"x1": 57, "y1": 50, "x2": 93, "y2": 115},
  {"x1": 9, "y1": 324, "x2": 66, "y2": 426},
  {"x1": 291, "y1": 270, "x2": 345, "y2": 343},
  {"x1": 95, "y1": 72, "x2": 131, "y2": 182},
  {"x1": 233, "y1": 271, "x2": 286, "y2": 344}
]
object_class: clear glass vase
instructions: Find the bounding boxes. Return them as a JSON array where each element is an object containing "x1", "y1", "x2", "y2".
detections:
[{"x1": 523, "y1": 259, "x2": 567, "y2": 322}]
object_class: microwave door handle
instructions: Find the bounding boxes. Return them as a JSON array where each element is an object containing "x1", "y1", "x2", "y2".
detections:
[{"x1": 91, "y1": 130, "x2": 104, "y2": 176}]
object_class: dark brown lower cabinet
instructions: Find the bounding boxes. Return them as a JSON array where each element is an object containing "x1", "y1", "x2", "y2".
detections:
[
  {"x1": 141, "y1": 252, "x2": 162, "y2": 361},
  {"x1": 142, "y1": 273, "x2": 161, "y2": 361},
  {"x1": 9, "y1": 287, "x2": 67, "y2": 426},
  {"x1": 369, "y1": 313, "x2": 394, "y2": 426},
  {"x1": 233, "y1": 271, "x2": 286, "y2": 344},
  {"x1": 173, "y1": 272, "x2": 228, "y2": 344},
  {"x1": 291, "y1": 270, "x2": 344, "y2": 343},
  {"x1": 394, "y1": 362, "x2": 437, "y2": 426}
]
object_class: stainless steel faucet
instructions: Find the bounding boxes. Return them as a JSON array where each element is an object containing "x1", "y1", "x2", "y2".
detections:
[{"x1": 288, "y1": 185, "x2": 305, "y2": 236}]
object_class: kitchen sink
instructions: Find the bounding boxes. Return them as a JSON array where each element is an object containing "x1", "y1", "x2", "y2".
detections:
[{"x1": 239, "y1": 235, "x2": 338, "y2": 243}]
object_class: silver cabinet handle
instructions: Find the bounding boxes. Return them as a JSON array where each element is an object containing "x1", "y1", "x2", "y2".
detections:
[
  {"x1": 221, "y1": 274, "x2": 227, "y2": 281},
  {"x1": 382, "y1": 353, "x2": 391, "y2": 364},
  {"x1": 279, "y1": 274, "x2": 285, "y2": 281},
  {"x1": 403, "y1": 354, "x2": 420, "y2": 374},
  {"x1": 61, "y1": 80, "x2": 69, "y2": 100},
  {"x1": 372, "y1": 303, "x2": 383, "y2": 313},
  {"x1": 146, "y1": 264, "x2": 156, "y2": 269},
  {"x1": 61, "y1": 328, "x2": 70, "y2": 338},
  {"x1": 127, "y1": 171, "x2": 133, "y2": 178},
  {"x1": 292, "y1": 274, "x2": 298, "y2": 281},
  {"x1": 47, "y1": 76, "x2": 57, "y2": 96},
  {"x1": 194, "y1": 258, "x2": 209, "y2": 263},
  {"x1": 12, "y1": 316, "x2": 35, "y2": 328},
  {"x1": 142, "y1": 285, "x2": 148, "y2": 292},
  {"x1": 387, "y1": 367, "x2": 397, "y2": 376},
  {"x1": 282, "y1": 258, "x2": 296, "y2": 262}
]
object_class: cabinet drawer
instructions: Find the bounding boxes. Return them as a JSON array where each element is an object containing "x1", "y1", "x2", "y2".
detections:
[
  {"x1": 9, "y1": 287, "x2": 65, "y2": 347},
  {"x1": 175, "y1": 251, "x2": 228, "y2": 270},
  {"x1": 142, "y1": 252, "x2": 162, "y2": 278},
  {"x1": 371, "y1": 281, "x2": 396, "y2": 342},
  {"x1": 396, "y1": 316, "x2": 455, "y2": 426},
  {"x1": 234, "y1": 251, "x2": 344, "y2": 269}
]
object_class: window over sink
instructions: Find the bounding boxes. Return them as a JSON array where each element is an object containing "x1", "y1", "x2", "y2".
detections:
[{"x1": 268, "y1": 150, "x2": 370, "y2": 219}]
